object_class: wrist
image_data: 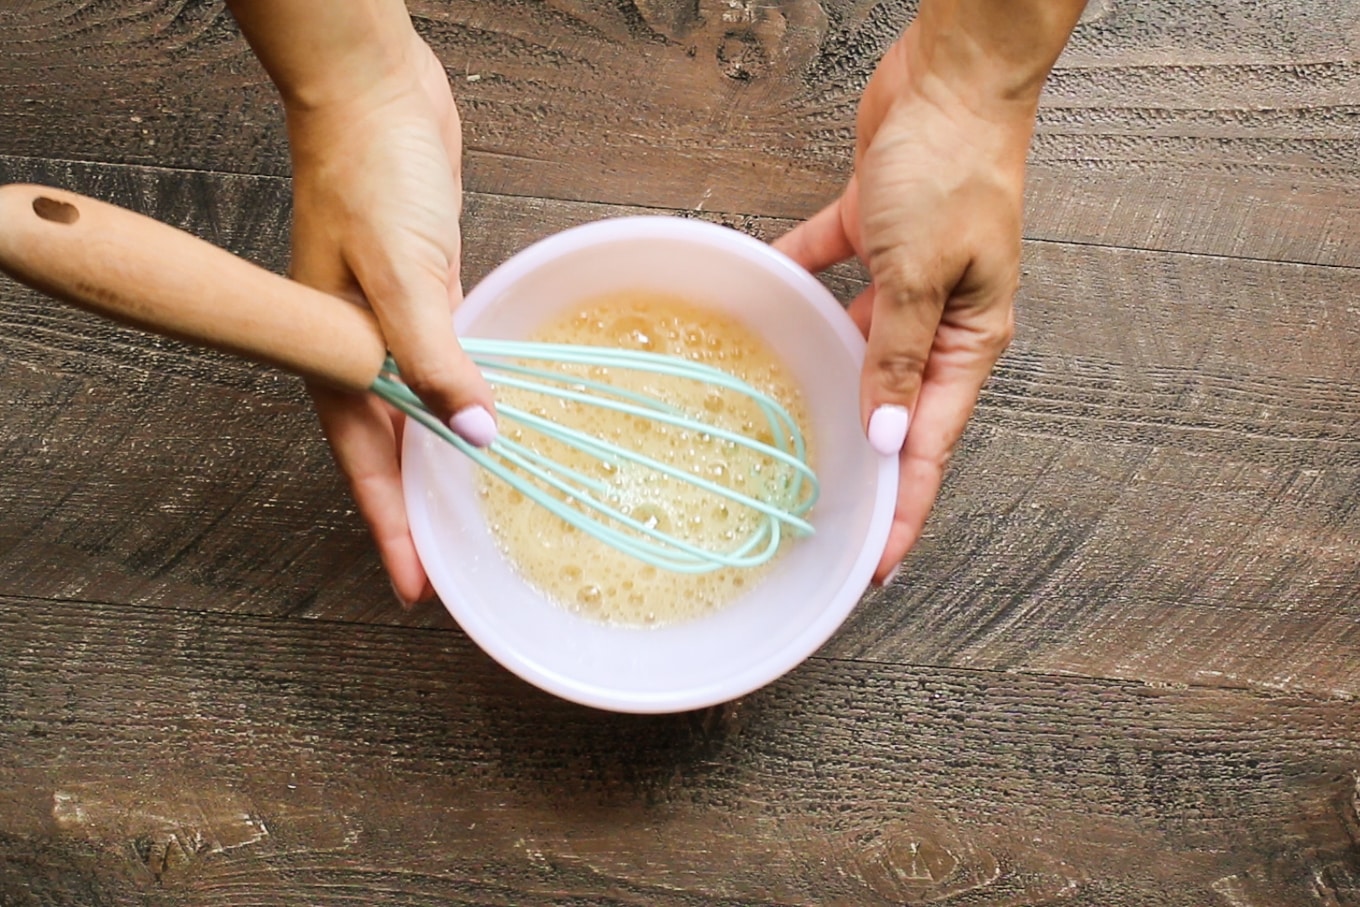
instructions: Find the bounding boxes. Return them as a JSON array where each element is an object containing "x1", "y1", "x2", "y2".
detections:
[
  {"x1": 902, "y1": 28, "x2": 1045, "y2": 124},
  {"x1": 280, "y1": 28, "x2": 425, "y2": 116},
  {"x1": 903, "y1": 2, "x2": 1082, "y2": 121},
  {"x1": 229, "y1": 1, "x2": 426, "y2": 114}
]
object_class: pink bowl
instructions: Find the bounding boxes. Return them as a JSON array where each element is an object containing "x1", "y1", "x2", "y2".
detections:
[{"x1": 403, "y1": 216, "x2": 897, "y2": 713}]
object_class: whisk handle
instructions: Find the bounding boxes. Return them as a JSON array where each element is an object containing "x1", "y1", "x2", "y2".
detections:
[{"x1": 0, "y1": 183, "x2": 387, "y2": 393}]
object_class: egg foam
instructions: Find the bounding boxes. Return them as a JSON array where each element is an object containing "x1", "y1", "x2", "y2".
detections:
[{"x1": 476, "y1": 290, "x2": 814, "y2": 627}]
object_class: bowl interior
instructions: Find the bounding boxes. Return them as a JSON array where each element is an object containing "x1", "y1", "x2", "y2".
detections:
[{"x1": 402, "y1": 217, "x2": 896, "y2": 712}]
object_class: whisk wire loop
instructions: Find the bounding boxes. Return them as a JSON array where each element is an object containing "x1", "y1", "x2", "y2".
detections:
[
  {"x1": 373, "y1": 339, "x2": 820, "y2": 573},
  {"x1": 487, "y1": 376, "x2": 816, "y2": 517},
  {"x1": 498, "y1": 403, "x2": 814, "y2": 532},
  {"x1": 384, "y1": 385, "x2": 784, "y2": 573},
  {"x1": 474, "y1": 340, "x2": 812, "y2": 455}
]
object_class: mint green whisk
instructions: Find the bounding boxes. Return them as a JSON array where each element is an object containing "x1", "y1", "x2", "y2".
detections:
[
  {"x1": 0, "y1": 183, "x2": 819, "y2": 575},
  {"x1": 375, "y1": 339, "x2": 819, "y2": 573}
]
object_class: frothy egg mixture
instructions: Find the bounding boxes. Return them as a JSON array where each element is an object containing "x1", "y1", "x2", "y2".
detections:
[{"x1": 477, "y1": 290, "x2": 814, "y2": 627}]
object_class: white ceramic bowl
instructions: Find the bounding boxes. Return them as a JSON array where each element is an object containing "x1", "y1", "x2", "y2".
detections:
[{"x1": 403, "y1": 216, "x2": 897, "y2": 713}]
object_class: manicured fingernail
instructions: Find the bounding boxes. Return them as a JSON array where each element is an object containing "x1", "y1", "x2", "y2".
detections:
[
  {"x1": 449, "y1": 404, "x2": 498, "y2": 448},
  {"x1": 867, "y1": 404, "x2": 909, "y2": 456},
  {"x1": 390, "y1": 579, "x2": 414, "y2": 610},
  {"x1": 880, "y1": 562, "x2": 902, "y2": 587}
]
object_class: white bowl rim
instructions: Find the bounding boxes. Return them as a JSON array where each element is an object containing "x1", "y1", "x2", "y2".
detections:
[{"x1": 405, "y1": 215, "x2": 898, "y2": 712}]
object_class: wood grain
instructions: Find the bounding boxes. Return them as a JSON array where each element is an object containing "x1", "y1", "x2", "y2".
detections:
[
  {"x1": 0, "y1": 1, "x2": 1356, "y2": 264},
  {"x1": 2, "y1": 598, "x2": 1358, "y2": 906},
  {"x1": 1, "y1": 155, "x2": 1356, "y2": 704},
  {"x1": 3, "y1": 4, "x2": 1359, "y2": 900},
  {"x1": 847, "y1": 239, "x2": 1360, "y2": 694}
]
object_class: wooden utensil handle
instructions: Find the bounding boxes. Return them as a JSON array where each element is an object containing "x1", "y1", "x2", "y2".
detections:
[{"x1": 0, "y1": 183, "x2": 387, "y2": 393}]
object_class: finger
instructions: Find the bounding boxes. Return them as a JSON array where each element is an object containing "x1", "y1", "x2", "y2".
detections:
[
  {"x1": 772, "y1": 186, "x2": 856, "y2": 274},
  {"x1": 873, "y1": 312, "x2": 1015, "y2": 584},
  {"x1": 845, "y1": 283, "x2": 875, "y2": 338},
  {"x1": 860, "y1": 252, "x2": 950, "y2": 458},
  {"x1": 349, "y1": 240, "x2": 498, "y2": 448},
  {"x1": 872, "y1": 360, "x2": 987, "y2": 583},
  {"x1": 872, "y1": 381, "x2": 963, "y2": 584},
  {"x1": 312, "y1": 386, "x2": 434, "y2": 607}
]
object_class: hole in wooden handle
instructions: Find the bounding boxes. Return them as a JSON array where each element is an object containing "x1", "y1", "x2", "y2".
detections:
[{"x1": 33, "y1": 196, "x2": 80, "y2": 225}]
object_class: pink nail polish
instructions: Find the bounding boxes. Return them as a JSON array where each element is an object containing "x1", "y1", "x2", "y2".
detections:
[
  {"x1": 449, "y1": 404, "x2": 498, "y2": 448},
  {"x1": 867, "y1": 404, "x2": 909, "y2": 456}
]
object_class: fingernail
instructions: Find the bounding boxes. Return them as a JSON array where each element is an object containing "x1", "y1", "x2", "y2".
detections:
[
  {"x1": 390, "y1": 579, "x2": 414, "y2": 610},
  {"x1": 867, "y1": 404, "x2": 910, "y2": 456},
  {"x1": 449, "y1": 404, "x2": 498, "y2": 448},
  {"x1": 879, "y1": 562, "x2": 902, "y2": 587}
]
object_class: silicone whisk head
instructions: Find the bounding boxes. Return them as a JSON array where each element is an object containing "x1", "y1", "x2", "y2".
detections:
[{"x1": 372, "y1": 338, "x2": 819, "y2": 573}]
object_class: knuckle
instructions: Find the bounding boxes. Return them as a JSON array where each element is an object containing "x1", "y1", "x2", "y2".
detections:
[
  {"x1": 873, "y1": 349, "x2": 928, "y2": 398},
  {"x1": 984, "y1": 310, "x2": 1016, "y2": 353},
  {"x1": 929, "y1": 443, "x2": 958, "y2": 477},
  {"x1": 868, "y1": 251, "x2": 943, "y2": 311},
  {"x1": 399, "y1": 360, "x2": 466, "y2": 407}
]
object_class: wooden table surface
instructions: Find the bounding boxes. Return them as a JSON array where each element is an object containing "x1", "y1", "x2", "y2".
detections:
[{"x1": 2, "y1": 2, "x2": 1358, "y2": 905}]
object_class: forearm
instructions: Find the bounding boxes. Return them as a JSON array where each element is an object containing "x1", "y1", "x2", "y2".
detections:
[
  {"x1": 225, "y1": 0, "x2": 421, "y2": 111},
  {"x1": 908, "y1": 0, "x2": 1086, "y2": 116}
]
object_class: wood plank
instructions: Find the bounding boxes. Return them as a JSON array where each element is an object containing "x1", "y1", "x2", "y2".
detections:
[
  {"x1": 842, "y1": 240, "x2": 1360, "y2": 695},
  {"x1": 0, "y1": 157, "x2": 397, "y2": 625},
  {"x1": 5, "y1": 5, "x2": 1357, "y2": 904},
  {"x1": 2, "y1": 597, "x2": 1358, "y2": 906},
  {"x1": 0, "y1": 1, "x2": 1356, "y2": 264},
  {"x1": 2, "y1": 155, "x2": 1357, "y2": 701}
]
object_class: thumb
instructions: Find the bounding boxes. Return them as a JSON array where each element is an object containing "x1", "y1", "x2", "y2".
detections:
[
  {"x1": 356, "y1": 250, "x2": 498, "y2": 449},
  {"x1": 773, "y1": 188, "x2": 856, "y2": 274},
  {"x1": 861, "y1": 256, "x2": 948, "y2": 457}
]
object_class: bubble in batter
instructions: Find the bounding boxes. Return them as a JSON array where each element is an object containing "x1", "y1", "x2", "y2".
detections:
[{"x1": 478, "y1": 290, "x2": 813, "y2": 627}]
